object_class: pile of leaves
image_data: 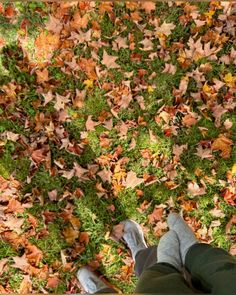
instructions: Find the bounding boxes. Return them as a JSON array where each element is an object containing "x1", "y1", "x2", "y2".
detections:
[{"x1": 0, "y1": 1, "x2": 235, "y2": 293}]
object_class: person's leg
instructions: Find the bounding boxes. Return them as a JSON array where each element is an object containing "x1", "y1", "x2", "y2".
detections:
[
  {"x1": 168, "y1": 213, "x2": 236, "y2": 295},
  {"x1": 185, "y1": 243, "x2": 236, "y2": 295},
  {"x1": 134, "y1": 230, "x2": 194, "y2": 294},
  {"x1": 135, "y1": 245, "x2": 158, "y2": 277},
  {"x1": 135, "y1": 262, "x2": 194, "y2": 294}
]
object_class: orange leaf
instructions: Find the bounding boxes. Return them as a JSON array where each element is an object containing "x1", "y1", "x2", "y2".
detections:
[
  {"x1": 25, "y1": 243, "x2": 43, "y2": 266},
  {"x1": 148, "y1": 207, "x2": 163, "y2": 224},
  {"x1": 141, "y1": 2, "x2": 156, "y2": 13},
  {"x1": 6, "y1": 198, "x2": 24, "y2": 213},
  {"x1": 46, "y1": 276, "x2": 60, "y2": 289},
  {"x1": 212, "y1": 134, "x2": 233, "y2": 159}
]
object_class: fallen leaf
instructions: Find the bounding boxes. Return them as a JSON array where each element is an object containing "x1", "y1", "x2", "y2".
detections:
[
  {"x1": 141, "y1": 2, "x2": 156, "y2": 14},
  {"x1": 19, "y1": 275, "x2": 32, "y2": 294},
  {"x1": 36, "y1": 68, "x2": 49, "y2": 84},
  {"x1": 187, "y1": 182, "x2": 206, "y2": 196},
  {"x1": 102, "y1": 50, "x2": 120, "y2": 69},
  {"x1": 226, "y1": 215, "x2": 236, "y2": 235},
  {"x1": 62, "y1": 226, "x2": 79, "y2": 244},
  {"x1": 46, "y1": 276, "x2": 60, "y2": 289},
  {"x1": 212, "y1": 134, "x2": 233, "y2": 159},
  {"x1": 86, "y1": 115, "x2": 100, "y2": 131},
  {"x1": 148, "y1": 207, "x2": 163, "y2": 224},
  {"x1": 155, "y1": 21, "x2": 176, "y2": 37},
  {"x1": 195, "y1": 145, "x2": 213, "y2": 159},
  {"x1": 124, "y1": 171, "x2": 144, "y2": 189},
  {"x1": 45, "y1": 15, "x2": 63, "y2": 34},
  {"x1": 229, "y1": 245, "x2": 236, "y2": 256}
]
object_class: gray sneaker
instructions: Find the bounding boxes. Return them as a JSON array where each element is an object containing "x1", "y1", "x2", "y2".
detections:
[
  {"x1": 120, "y1": 219, "x2": 148, "y2": 261},
  {"x1": 167, "y1": 213, "x2": 198, "y2": 263},
  {"x1": 77, "y1": 266, "x2": 109, "y2": 294},
  {"x1": 157, "y1": 230, "x2": 182, "y2": 271}
]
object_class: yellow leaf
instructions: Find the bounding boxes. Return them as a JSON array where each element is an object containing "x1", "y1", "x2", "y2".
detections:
[
  {"x1": 203, "y1": 83, "x2": 212, "y2": 93},
  {"x1": 147, "y1": 86, "x2": 154, "y2": 93},
  {"x1": 232, "y1": 164, "x2": 236, "y2": 175},
  {"x1": 224, "y1": 73, "x2": 236, "y2": 87},
  {"x1": 83, "y1": 79, "x2": 93, "y2": 89}
]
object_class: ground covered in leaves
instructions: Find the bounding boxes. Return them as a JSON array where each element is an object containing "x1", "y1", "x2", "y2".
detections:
[{"x1": 0, "y1": 1, "x2": 236, "y2": 293}]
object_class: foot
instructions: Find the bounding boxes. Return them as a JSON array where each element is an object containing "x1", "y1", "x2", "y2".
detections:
[
  {"x1": 77, "y1": 266, "x2": 109, "y2": 294},
  {"x1": 120, "y1": 219, "x2": 147, "y2": 261},
  {"x1": 167, "y1": 213, "x2": 198, "y2": 263},
  {"x1": 157, "y1": 230, "x2": 182, "y2": 271}
]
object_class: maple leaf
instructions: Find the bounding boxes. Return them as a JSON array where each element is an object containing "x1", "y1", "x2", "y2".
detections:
[
  {"x1": 0, "y1": 259, "x2": 8, "y2": 276},
  {"x1": 162, "y1": 63, "x2": 177, "y2": 75},
  {"x1": 35, "y1": 31, "x2": 60, "y2": 61},
  {"x1": 124, "y1": 171, "x2": 144, "y2": 189},
  {"x1": 195, "y1": 145, "x2": 213, "y2": 159},
  {"x1": 224, "y1": 119, "x2": 233, "y2": 130},
  {"x1": 36, "y1": 68, "x2": 49, "y2": 84},
  {"x1": 1, "y1": 131, "x2": 19, "y2": 142},
  {"x1": 97, "y1": 168, "x2": 112, "y2": 183},
  {"x1": 212, "y1": 134, "x2": 233, "y2": 159},
  {"x1": 12, "y1": 255, "x2": 30, "y2": 272},
  {"x1": 187, "y1": 182, "x2": 206, "y2": 196},
  {"x1": 71, "y1": 12, "x2": 89, "y2": 30},
  {"x1": 6, "y1": 198, "x2": 24, "y2": 213},
  {"x1": 86, "y1": 115, "x2": 100, "y2": 131},
  {"x1": 42, "y1": 90, "x2": 54, "y2": 106},
  {"x1": 45, "y1": 15, "x2": 63, "y2": 34},
  {"x1": 54, "y1": 93, "x2": 70, "y2": 111},
  {"x1": 25, "y1": 243, "x2": 43, "y2": 266},
  {"x1": 3, "y1": 216, "x2": 24, "y2": 234},
  {"x1": 155, "y1": 21, "x2": 176, "y2": 37},
  {"x1": 102, "y1": 50, "x2": 120, "y2": 69},
  {"x1": 148, "y1": 207, "x2": 163, "y2": 224},
  {"x1": 212, "y1": 104, "x2": 227, "y2": 127}
]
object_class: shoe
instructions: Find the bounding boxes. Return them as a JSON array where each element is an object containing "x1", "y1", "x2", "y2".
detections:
[
  {"x1": 167, "y1": 213, "x2": 198, "y2": 263},
  {"x1": 120, "y1": 219, "x2": 147, "y2": 261},
  {"x1": 157, "y1": 230, "x2": 182, "y2": 271},
  {"x1": 77, "y1": 266, "x2": 109, "y2": 294}
]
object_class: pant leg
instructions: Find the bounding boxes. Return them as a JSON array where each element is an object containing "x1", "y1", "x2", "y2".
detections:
[
  {"x1": 135, "y1": 246, "x2": 158, "y2": 276},
  {"x1": 95, "y1": 287, "x2": 118, "y2": 294},
  {"x1": 185, "y1": 243, "x2": 236, "y2": 295},
  {"x1": 135, "y1": 262, "x2": 195, "y2": 294}
]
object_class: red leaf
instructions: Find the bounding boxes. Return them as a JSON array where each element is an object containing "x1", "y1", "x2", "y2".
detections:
[{"x1": 148, "y1": 207, "x2": 163, "y2": 224}]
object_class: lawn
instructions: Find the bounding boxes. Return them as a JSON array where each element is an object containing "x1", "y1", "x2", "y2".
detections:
[{"x1": 0, "y1": 1, "x2": 235, "y2": 293}]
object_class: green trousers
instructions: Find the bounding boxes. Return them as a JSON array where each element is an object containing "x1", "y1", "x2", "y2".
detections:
[{"x1": 98, "y1": 243, "x2": 236, "y2": 294}]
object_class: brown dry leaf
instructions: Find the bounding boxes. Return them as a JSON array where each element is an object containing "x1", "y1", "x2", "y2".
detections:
[
  {"x1": 35, "y1": 31, "x2": 60, "y2": 61},
  {"x1": 212, "y1": 134, "x2": 233, "y2": 159},
  {"x1": 0, "y1": 259, "x2": 8, "y2": 275},
  {"x1": 6, "y1": 198, "x2": 24, "y2": 213},
  {"x1": 187, "y1": 181, "x2": 206, "y2": 196},
  {"x1": 195, "y1": 145, "x2": 213, "y2": 159},
  {"x1": 71, "y1": 12, "x2": 89, "y2": 30},
  {"x1": 79, "y1": 232, "x2": 90, "y2": 245},
  {"x1": 46, "y1": 276, "x2": 60, "y2": 289},
  {"x1": 124, "y1": 171, "x2": 144, "y2": 189},
  {"x1": 162, "y1": 63, "x2": 177, "y2": 74},
  {"x1": 148, "y1": 207, "x2": 163, "y2": 224},
  {"x1": 182, "y1": 114, "x2": 197, "y2": 126},
  {"x1": 173, "y1": 144, "x2": 188, "y2": 160},
  {"x1": 141, "y1": 1, "x2": 156, "y2": 13},
  {"x1": 156, "y1": 21, "x2": 176, "y2": 37},
  {"x1": 1, "y1": 231, "x2": 26, "y2": 250},
  {"x1": 62, "y1": 226, "x2": 79, "y2": 244},
  {"x1": 97, "y1": 168, "x2": 112, "y2": 183},
  {"x1": 110, "y1": 223, "x2": 124, "y2": 242},
  {"x1": 69, "y1": 216, "x2": 81, "y2": 230},
  {"x1": 102, "y1": 50, "x2": 120, "y2": 69},
  {"x1": 212, "y1": 105, "x2": 227, "y2": 127},
  {"x1": 226, "y1": 215, "x2": 236, "y2": 235},
  {"x1": 86, "y1": 115, "x2": 100, "y2": 131},
  {"x1": 31, "y1": 148, "x2": 46, "y2": 164},
  {"x1": 42, "y1": 90, "x2": 54, "y2": 106},
  {"x1": 1, "y1": 131, "x2": 19, "y2": 142},
  {"x1": 12, "y1": 255, "x2": 30, "y2": 272},
  {"x1": 224, "y1": 119, "x2": 233, "y2": 130},
  {"x1": 25, "y1": 243, "x2": 43, "y2": 266},
  {"x1": 45, "y1": 15, "x2": 63, "y2": 34},
  {"x1": 36, "y1": 68, "x2": 49, "y2": 84},
  {"x1": 3, "y1": 216, "x2": 24, "y2": 234},
  {"x1": 19, "y1": 275, "x2": 32, "y2": 294}
]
